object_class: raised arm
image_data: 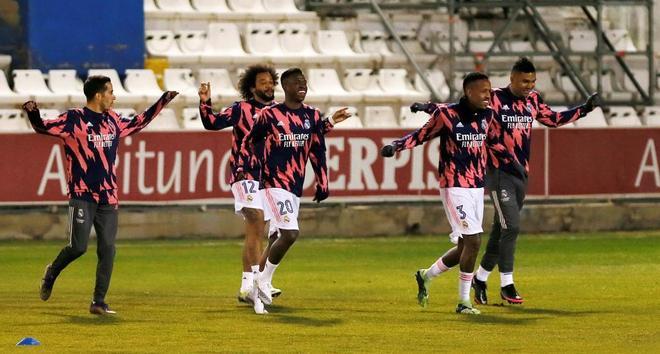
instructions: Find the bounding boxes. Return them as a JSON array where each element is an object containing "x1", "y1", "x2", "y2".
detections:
[
  {"x1": 117, "y1": 91, "x2": 178, "y2": 137},
  {"x1": 319, "y1": 107, "x2": 352, "y2": 135},
  {"x1": 22, "y1": 101, "x2": 70, "y2": 138},
  {"x1": 535, "y1": 92, "x2": 601, "y2": 128},
  {"x1": 381, "y1": 102, "x2": 446, "y2": 157},
  {"x1": 198, "y1": 82, "x2": 239, "y2": 130}
]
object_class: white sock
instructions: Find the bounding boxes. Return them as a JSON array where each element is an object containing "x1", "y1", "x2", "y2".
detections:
[
  {"x1": 260, "y1": 259, "x2": 279, "y2": 284},
  {"x1": 500, "y1": 272, "x2": 514, "y2": 287},
  {"x1": 426, "y1": 258, "x2": 450, "y2": 279},
  {"x1": 240, "y1": 271, "x2": 253, "y2": 291},
  {"x1": 251, "y1": 265, "x2": 260, "y2": 284},
  {"x1": 476, "y1": 266, "x2": 491, "y2": 282},
  {"x1": 459, "y1": 272, "x2": 474, "y2": 303}
]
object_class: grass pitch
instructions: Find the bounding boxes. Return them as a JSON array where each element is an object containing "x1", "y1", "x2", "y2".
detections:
[{"x1": 1, "y1": 231, "x2": 659, "y2": 353}]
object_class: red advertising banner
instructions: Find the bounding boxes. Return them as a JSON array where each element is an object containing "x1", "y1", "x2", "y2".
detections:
[{"x1": 0, "y1": 128, "x2": 658, "y2": 204}]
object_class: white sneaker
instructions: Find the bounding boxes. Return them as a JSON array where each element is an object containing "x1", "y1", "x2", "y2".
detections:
[
  {"x1": 253, "y1": 297, "x2": 268, "y2": 315},
  {"x1": 257, "y1": 281, "x2": 273, "y2": 305}
]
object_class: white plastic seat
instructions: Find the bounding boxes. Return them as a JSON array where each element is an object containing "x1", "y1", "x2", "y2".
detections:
[
  {"x1": 124, "y1": 69, "x2": 164, "y2": 101},
  {"x1": 202, "y1": 22, "x2": 258, "y2": 65},
  {"x1": 48, "y1": 70, "x2": 85, "y2": 105},
  {"x1": 198, "y1": 68, "x2": 239, "y2": 102},
  {"x1": 145, "y1": 30, "x2": 196, "y2": 64},
  {"x1": 378, "y1": 69, "x2": 428, "y2": 102},
  {"x1": 227, "y1": 0, "x2": 281, "y2": 20},
  {"x1": 278, "y1": 23, "x2": 331, "y2": 64},
  {"x1": 176, "y1": 30, "x2": 207, "y2": 57},
  {"x1": 182, "y1": 107, "x2": 204, "y2": 130},
  {"x1": 88, "y1": 69, "x2": 145, "y2": 106},
  {"x1": 488, "y1": 72, "x2": 509, "y2": 89},
  {"x1": 534, "y1": 70, "x2": 564, "y2": 102},
  {"x1": 364, "y1": 106, "x2": 399, "y2": 128},
  {"x1": 145, "y1": 108, "x2": 180, "y2": 131},
  {"x1": 605, "y1": 29, "x2": 637, "y2": 52},
  {"x1": 640, "y1": 106, "x2": 660, "y2": 126},
  {"x1": 0, "y1": 109, "x2": 29, "y2": 132},
  {"x1": 623, "y1": 69, "x2": 651, "y2": 97},
  {"x1": 400, "y1": 106, "x2": 430, "y2": 128},
  {"x1": 144, "y1": 0, "x2": 159, "y2": 15},
  {"x1": 326, "y1": 106, "x2": 362, "y2": 129},
  {"x1": 607, "y1": 106, "x2": 641, "y2": 127},
  {"x1": 507, "y1": 39, "x2": 534, "y2": 52},
  {"x1": 468, "y1": 30, "x2": 496, "y2": 53},
  {"x1": 0, "y1": 71, "x2": 30, "y2": 106},
  {"x1": 343, "y1": 69, "x2": 387, "y2": 103},
  {"x1": 12, "y1": 70, "x2": 68, "y2": 105},
  {"x1": 574, "y1": 107, "x2": 608, "y2": 127},
  {"x1": 315, "y1": 30, "x2": 372, "y2": 65},
  {"x1": 414, "y1": 70, "x2": 450, "y2": 102},
  {"x1": 307, "y1": 69, "x2": 361, "y2": 104},
  {"x1": 245, "y1": 23, "x2": 283, "y2": 61},
  {"x1": 569, "y1": 30, "x2": 597, "y2": 52},
  {"x1": 191, "y1": 0, "x2": 233, "y2": 15},
  {"x1": 155, "y1": 0, "x2": 196, "y2": 14},
  {"x1": 590, "y1": 70, "x2": 633, "y2": 101},
  {"x1": 353, "y1": 30, "x2": 399, "y2": 64},
  {"x1": 163, "y1": 68, "x2": 199, "y2": 104},
  {"x1": 262, "y1": 0, "x2": 316, "y2": 20},
  {"x1": 388, "y1": 31, "x2": 437, "y2": 65}
]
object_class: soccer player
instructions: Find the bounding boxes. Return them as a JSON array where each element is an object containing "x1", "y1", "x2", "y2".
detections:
[
  {"x1": 381, "y1": 72, "x2": 512, "y2": 315},
  {"x1": 198, "y1": 65, "x2": 279, "y2": 314},
  {"x1": 23, "y1": 75, "x2": 178, "y2": 315},
  {"x1": 237, "y1": 68, "x2": 351, "y2": 307},
  {"x1": 472, "y1": 57, "x2": 601, "y2": 305}
]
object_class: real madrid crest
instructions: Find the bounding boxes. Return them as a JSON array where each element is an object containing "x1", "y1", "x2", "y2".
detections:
[{"x1": 303, "y1": 119, "x2": 311, "y2": 129}]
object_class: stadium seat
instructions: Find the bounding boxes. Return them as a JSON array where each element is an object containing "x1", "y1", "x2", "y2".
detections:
[
  {"x1": 488, "y1": 72, "x2": 510, "y2": 89},
  {"x1": 202, "y1": 22, "x2": 258, "y2": 65},
  {"x1": 39, "y1": 109, "x2": 61, "y2": 121},
  {"x1": 569, "y1": 30, "x2": 597, "y2": 52},
  {"x1": 414, "y1": 70, "x2": 450, "y2": 102},
  {"x1": 507, "y1": 39, "x2": 534, "y2": 52},
  {"x1": 245, "y1": 23, "x2": 284, "y2": 62},
  {"x1": 124, "y1": 69, "x2": 164, "y2": 102},
  {"x1": 0, "y1": 71, "x2": 30, "y2": 106},
  {"x1": 145, "y1": 108, "x2": 181, "y2": 131},
  {"x1": 145, "y1": 30, "x2": 195, "y2": 64},
  {"x1": 144, "y1": 0, "x2": 159, "y2": 14},
  {"x1": 590, "y1": 70, "x2": 633, "y2": 101},
  {"x1": 354, "y1": 30, "x2": 402, "y2": 64},
  {"x1": 175, "y1": 30, "x2": 207, "y2": 61},
  {"x1": 343, "y1": 69, "x2": 387, "y2": 103},
  {"x1": 326, "y1": 106, "x2": 363, "y2": 129},
  {"x1": 163, "y1": 68, "x2": 199, "y2": 104},
  {"x1": 190, "y1": 0, "x2": 238, "y2": 19},
  {"x1": 307, "y1": 68, "x2": 362, "y2": 104},
  {"x1": 197, "y1": 68, "x2": 240, "y2": 102},
  {"x1": 378, "y1": 69, "x2": 428, "y2": 102},
  {"x1": 12, "y1": 70, "x2": 68, "y2": 106},
  {"x1": 605, "y1": 29, "x2": 636, "y2": 52},
  {"x1": 262, "y1": 0, "x2": 317, "y2": 20},
  {"x1": 0, "y1": 109, "x2": 29, "y2": 132},
  {"x1": 640, "y1": 106, "x2": 660, "y2": 126},
  {"x1": 227, "y1": 0, "x2": 281, "y2": 20},
  {"x1": 314, "y1": 31, "x2": 372, "y2": 65},
  {"x1": 623, "y1": 69, "x2": 651, "y2": 98},
  {"x1": 278, "y1": 23, "x2": 332, "y2": 64},
  {"x1": 607, "y1": 106, "x2": 641, "y2": 127},
  {"x1": 399, "y1": 106, "x2": 430, "y2": 128},
  {"x1": 155, "y1": 0, "x2": 196, "y2": 15},
  {"x1": 182, "y1": 107, "x2": 204, "y2": 130},
  {"x1": 88, "y1": 69, "x2": 144, "y2": 106},
  {"x1": 388, "y1": 30, "x2": 437, "y2": 66},
  {"x1": 364, "y1": 106, "x2": 399, "y2": 128},
  {"x1": 574, "y1": 107, "x2": 608, "y2": 127},
  {"x1": 467, "y1": 31, "x2": 496, "y2": 53},
  {"x1": 47, "y1": 70, "x2": 85, "y2": 105},
  {"x1": 534, "y1": 70, "x2": 564, "y2": 102}
]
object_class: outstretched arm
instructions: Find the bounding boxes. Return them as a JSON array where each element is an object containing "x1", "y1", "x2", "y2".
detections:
[
  {"x1": 536, "y1": 92, "x2": 601, "y2": 127},
  {"x1": 117, "y1": 91, "x2": 178, "y2": 137},
  {"x1": 23, "y1": 101, "x2": 69, "y2": 137},
  {"x1": 319, "y1": 107, "x2": 352, "y2": 134},
  {"x1": 381, "y1": 103, "x2": 446, "y2": 157}
]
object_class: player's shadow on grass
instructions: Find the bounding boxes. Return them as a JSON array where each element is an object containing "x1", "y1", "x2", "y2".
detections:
[
  {"x1": 41, "y1": 311, "x2": 147, "y2": 325},
  {"x1": 499, "y1": 305, "x2": 609, "y2": 316},
  {"x1": 267, "y1": 306, "x2": 343, "y2": 327},
  {"x1": 457, "y1": 314, "x2": 545, "y2": 325}
]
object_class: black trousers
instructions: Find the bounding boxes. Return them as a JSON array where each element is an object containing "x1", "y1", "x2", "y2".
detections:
[
  {"x1": 50, "y1": 199, "x2": 117, "y2": 303},
  {"x1": 480, "y1": 168, "x2": 527, "y2": 274}
]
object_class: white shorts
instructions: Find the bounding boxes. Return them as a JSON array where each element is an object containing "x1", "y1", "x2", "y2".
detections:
[
  {"x1": 231, "y1": 180, "x2": 265, "y2": 214},
  {"x1": 440, "y1": 187, "x2": 484, "y2": 242},
  {"x1": 262, "y1": 188, "x2": 301, "y2": 231}
]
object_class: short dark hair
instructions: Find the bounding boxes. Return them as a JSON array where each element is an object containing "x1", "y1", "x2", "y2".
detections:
[
  {"x1": 280, "y1": 67, "x2": 304, "y2": 86},
  {"x1": 237, "y1": 64, "x2": 278, "y2": 100},
  {"x1": 462, "y1": 72, "x2": 490, "y2": 91},
  {"x1": 511, "y1": 57, "x2": 536, "y2": 74},
  {"x1": 83, "y1": 75, "x2": 111, "y2": 101}
]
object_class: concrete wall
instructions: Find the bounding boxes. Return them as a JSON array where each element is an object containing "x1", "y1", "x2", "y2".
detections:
[{"x1": 1, "y1": 202, "x2": 658, "y2": 240}]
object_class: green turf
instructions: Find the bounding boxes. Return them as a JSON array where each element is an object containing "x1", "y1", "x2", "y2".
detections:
[{"x1": 1, "y1": 231, "x2": 659, "y2": 353}]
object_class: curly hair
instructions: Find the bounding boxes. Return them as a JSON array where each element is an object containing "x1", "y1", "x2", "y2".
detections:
[{"x1": 237, "y1": 64, "x2": 278, "y2": 100}]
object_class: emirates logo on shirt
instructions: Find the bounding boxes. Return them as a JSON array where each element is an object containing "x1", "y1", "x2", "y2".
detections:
[
  {"x1": 87, "y1": 133, "x2": 115, "y2": 148},
  {"x1": 279, "y1": 133, "x2": 310, "y2": 148}
]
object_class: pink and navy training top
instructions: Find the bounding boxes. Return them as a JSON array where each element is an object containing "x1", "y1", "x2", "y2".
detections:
[
  {"x1": 391, "y1": 98, "x2": 512, "y2": 189},
  {"x1": 488, "y1": 87, "x2": 587, "y2": 176},
  {"x1": 238, "y1": 103, "x2": 329, "y2": 198},
  {"x1": 26, "y1": 93, "x2": 174, "y2": 204}
]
